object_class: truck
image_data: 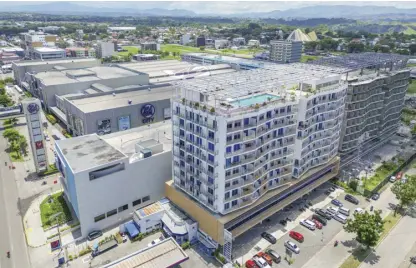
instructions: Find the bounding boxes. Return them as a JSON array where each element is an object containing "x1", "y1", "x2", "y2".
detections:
[{"x1": 91, "y1": 238, "x2": 118, "y2": 257}]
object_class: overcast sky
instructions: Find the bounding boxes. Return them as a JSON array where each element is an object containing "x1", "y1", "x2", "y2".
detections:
[{"x1": 2, "y1": 1, "x2": 416, "y2": 14}]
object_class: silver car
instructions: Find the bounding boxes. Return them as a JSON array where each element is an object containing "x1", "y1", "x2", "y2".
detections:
[
  {"x1": 285, "y1": 240, "x2": 300, "y2": 254},
  {"x1": 300, "y1": 219, "x2": 316, "y2": 231},
  {"x1": 326, "y1": 206, "x2": 339, "y2": 216}
]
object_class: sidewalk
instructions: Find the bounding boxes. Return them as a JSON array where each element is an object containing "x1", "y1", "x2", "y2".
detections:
[
  {"x1": 234, "y1": 187, "x2": 345, "y2": 265},
  {"x1": 301, "y1": 185, "x2": 396, "y2": 268}
]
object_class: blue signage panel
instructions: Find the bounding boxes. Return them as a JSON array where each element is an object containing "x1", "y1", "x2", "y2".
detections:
[{"x1": 141, "y1": 104, "x2": 155, "y2": 124}]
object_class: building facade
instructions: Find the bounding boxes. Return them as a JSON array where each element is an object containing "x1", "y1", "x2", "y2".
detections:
[
  {"x1": 19, "y1": 30, "x2": 58, "y2": 58},
  {"x1": 32, "y1": 47, "x2": 66, "y2": 60},
  {"x1": 54, "y1": 123, "x2": 172, "y2": 237},
  {"x1": 140, "y1": 42, "x2": 160, "y2": 51},
  {"x1": 269, "y1": 40, "x2": 302, "y2": 63},
  {"x1": 97, "y1": 41, "x2": 115, "y2": 58}
]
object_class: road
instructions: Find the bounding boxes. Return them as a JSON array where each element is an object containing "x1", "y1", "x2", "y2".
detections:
[{"x1": 0, "y1": 133, "x2": 31, "y2": 268}]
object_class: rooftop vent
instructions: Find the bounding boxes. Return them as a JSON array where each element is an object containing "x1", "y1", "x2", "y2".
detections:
[
  {"x1": 128, "y1": 100, "x2": 132, "y2": 105},
  {"x1": 112, "y1": 92, "x2": 116, "y2": 97}
]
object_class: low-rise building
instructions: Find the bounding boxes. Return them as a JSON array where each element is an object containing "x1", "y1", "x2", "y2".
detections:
[
  {"x1": 140, "y1": 42, "x2": 160, "y2": 51},
  {"x1": 54, "y1": 122, "x2": 173, "y2": 237},
  {"x1": 32, "y1": 47, "x2": 66, "y2": 60},
  {"x1": 196, "y1": 36, "x2": 206, "y2": 47},
  {"x1": 180, "y1": 34, "x2": 191, "y2": 46},
  {"x1": 247, "y1": 40, "x2": 260, "y2": 47},
  {"x1": 232, "y1": 37, "x2": 246, "y2": 47},
  {"x1": 214, "y1": 39, "x2": 229, "y2": 50},
  {"x1": 66, "y1": 47, "x2": 96, "y2": 58}
]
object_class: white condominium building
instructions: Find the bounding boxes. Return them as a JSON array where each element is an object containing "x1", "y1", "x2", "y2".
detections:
[{"x1": 170, "y1": 64, "x2": 346, "y2": 216}]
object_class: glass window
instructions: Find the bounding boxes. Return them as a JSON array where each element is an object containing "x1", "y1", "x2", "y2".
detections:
[
  {"x1": 232, "y1": 200, "x2": 238, "y2": 207},
  {"x1": 107, "y1": 209, "x2": 117, "y2": 217},
  {"x1": 142, "y1": 196, "x2": 150, "y2": 203},
  {"x1": 232, "y1": 180, "x2": 239, "y2": 185},
  {"x1": 118, "y1": 204, "x2": 128, "y2": 212},
  {"x1": 208, "y1": 177, "x2": 214, "y2": 184},
  {"x1": 226, "y1": 146, "x2": 232, "y2": 153},
  {"x1": 208, "y1": 142, "x2": 215, "y2": 151},
  {"x1": 244, "y1": 118, "x2": 249, "y2": 125},
  {"x1": 225, "y1": 192, "x2": 230, "y2": 199},
  {"x1": 94, "y1": 214, "x2": 106, "y2": 222},
  {"x1": 208, "y1": 154, "x2": 215, "y2": 162},
  {"x1": 132, "y1": 199, "x2": 142, "y2": 206},
  {"x1": 224, "y1": 203, "x2": 230, "y2": 210},
  {"x1": 232, "y1": 189, "x2": 238, "y2": 196}
]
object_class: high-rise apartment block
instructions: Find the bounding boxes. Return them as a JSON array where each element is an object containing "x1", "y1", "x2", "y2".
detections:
[
  {"x1": 269, "y1": 40, "x2": 302, "y2": 63},
  {"x1": 96, "y1": 41, "x2": 115, "y2": 58}
]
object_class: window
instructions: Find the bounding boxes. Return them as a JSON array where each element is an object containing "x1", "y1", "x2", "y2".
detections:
[
  {"x1": 142, "y1": 196, "x2": 150, "y2": 203},
  {"x1": 208, "y1": 154, "x2": 215, "y2": 162},
  {"x1": 132, "y1": 198, "x2": 142, "y2": 206},
  {"x1": 224, "y1": 203, "x2": 230, "y2": 210},
  {"x1": 232, "y1": 200, "x2": 238, "y2": 207},
  {"x1": 225, "y1": 192, "x2": 230, "y2": 199},
  {"x1": 226, "y1": 146, "x2": 232, "y2": 153},
  {"x1": 208, "y1": 188, "x2": 214, "y2": 194},
  {"x1": 107, "y1": 209, "x2": 117, "y2": 217},
  {"x1": 208, "y1": 142, "x2": 215, "y2": 151},
  {"x1": 94, "y1": 214, "x2": 106, "y2": 222},
  {"x1": 232, "y1": 189, "x2": 238, "y2": 196},
  {"x1": 225, "y1": 182, "x2": 230, "y2": 188},
  {"x1": 118, "y1": 204, "x2": 128, "y2": 213},
  {"x1": 232, "y1": 180, "x2": 239, "y2": 185}
]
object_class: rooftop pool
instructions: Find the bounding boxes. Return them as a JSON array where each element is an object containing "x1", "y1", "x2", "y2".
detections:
[{"x1": 230, "y1": 94, "x2": 280, "y2": 107}]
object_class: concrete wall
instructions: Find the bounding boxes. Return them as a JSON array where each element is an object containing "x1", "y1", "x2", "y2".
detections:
[{"x1": 74, "y1": 151, "x2": 172, "y2": 237}]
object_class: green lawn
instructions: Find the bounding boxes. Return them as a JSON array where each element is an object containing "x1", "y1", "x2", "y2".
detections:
[
  {"x1": 40, "y1": 191, "x2": 72, "y2": 229},
  {"x1": 364, "y1": 161, "x2": 399, "y2": 191},
  {"x1": 408, "y1": 82, "x2": 416, "y2": 94},
  {"x1": 301, "y1": 55, "x2": 321, "y2": 63},
  {"x1": 160, "y1": 44, "x2": 261, "y2": 59},
  {"x1": 161, "y1": 44, "x2": 201, "y2": 54},
  {"x1": 340, "y1": 212, "x2": 402, "y2": 268},
  {"x1": 116, "y1": 46, "x2": 140, "y2": 56},
  {"x1": 404, "y1": 26, "x2": 416, "y2": 35},
  {"x1": 407, "y1": 63, "x2": 416, "y2": 68}
]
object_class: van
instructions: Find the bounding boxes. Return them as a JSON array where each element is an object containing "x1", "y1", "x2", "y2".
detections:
[
  {"x1": 334, "y1": 213, "x2": 348, "y2": 224},
  {"x1": 339, "y1": 207, "x2": 350, "y2": 216}
]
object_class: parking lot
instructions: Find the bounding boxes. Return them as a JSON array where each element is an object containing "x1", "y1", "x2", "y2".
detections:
[{"x1": 232, "y1": 183, "x2": 368, "y2": 267}]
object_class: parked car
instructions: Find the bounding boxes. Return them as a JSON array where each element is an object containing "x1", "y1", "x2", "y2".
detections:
[
  {"x1": 261, "y1": 232, "x2": 277, "y2": 244},
  {"x1": 265, "y1": 249, "x2": 281, "y2": 264},
  {"x1": 253, "y1": 256, "x2": 271, "y2": 268},
  {"x1": 255, "y1": 252, "x2": 273, "y2": 266},
  {"x1": 87, "y1": 230, "x2": 103, "y2": 241},
  {"x1": 371, "y1": 193, "x2": 380, "y2": 201},
  {"x1": 316, "y1": 209, "x2": 332, "y2": 220},
  {"x1": 311, "y1": 218, "x2": 323, "y2": 229},
  {"x1": 312, "y1": 214, "x2": 327, "y2": 226},
  {"x1": 329, "y1": 186, "x2": 336, "y2": 192},
  {"x1": 279, "y1": 219, "x2": 287, "y2": 226},
  {"x1": 300, "y1": 219, "x2": 316, "y2": 230},
  {"x1": 331, "y1": 199, "x2": 343, "y2": 207},
  {"x1": 345, "y1": 194, "x2": 359, "y2": 205},
  {"x1": 289, "y1": 231, "x2": 304, "y2": 242},
  {"x1": 285, "y1": 240, "x2": 300, "y2": 254},
  {"x1": 245, "y1": 259, "x2": 259, "y2": 268},
  {"x1": 389, "y1": 176, "x2": 396, "y2": 183},
  {"x1": 354, "y1": 208, "x2": 364, "y2": 215},
  {"x1": 396, "y1": 172, "x2": 403, "y2": 180},
  {"x1": 326, "y1": 206, "x2": 339, "y2": 216}
]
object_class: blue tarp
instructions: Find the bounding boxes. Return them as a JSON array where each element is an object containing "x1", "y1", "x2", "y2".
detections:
[{"x1": 125, "y1": 221, "x2": 139, "y2": 238}]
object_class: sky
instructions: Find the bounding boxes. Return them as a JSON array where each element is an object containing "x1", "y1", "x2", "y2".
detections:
[{"x1": 2, "y1": 1, "x2": 416, "y2": 14}]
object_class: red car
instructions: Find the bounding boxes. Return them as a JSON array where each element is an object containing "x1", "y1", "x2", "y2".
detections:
[
  {"x1": 255, "y1": 252, "x2": 273, "y2": 265},
  {"x1": 289, "y1": 231, "x2": 304, "y2": 242},
  {"x1": 311, "y1": 219, "x2": 323, "y2": 229},
  {"x1": 396, "y1": 172, "x2": 403, "y2": 180},
  {"x1": 245, "y1": 259, "x2": 259, "y2": 268}
]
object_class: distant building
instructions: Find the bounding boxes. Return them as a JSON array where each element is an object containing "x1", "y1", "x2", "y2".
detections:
[
  {"x1": 66, "y1": 47, "x2": 96, "y2": 58},
  {"x1": 247, "y1": 40, "x2": 260, "y2": 47},
  {"x1": 180, "y1": 34, "x2": 191, "y2": 45},
  {"x1": 232, "y1": 37, "x2": 246, "y2": 46},
  {"x1": 205, "y1": 39, "x2": 214, "y2": 47},
  {"x1": 286, "y1": 29, "x2": 311, "y2": 43},
  {"x1": 196, "y1": 36, "x2": 206, "y2": 47},
  {"x1": 140, "y1": 42, "x2": 160, "y2": 52},
  {"x1": 1, "y1": 47, "x2": 24, "y2": 57},
  {"x1": 0, "y1": 52, "x2": 20, "y2": 64},
  {"x1": 38, "y1": 26, "x2": 61, "y2": 33},
  {"x1": 97, "y1": 41, "x2": 115, "y2": 58},
  {"x1": 19, "y1": 30, "x2": 58, "y2": 58},
  {"x1": 269, "y1": 40, "x2": 302, "y2": 63},
  {"x1": 214, "y1": 39, "x2": 229, "y2": 50},
  {"x1": 76, "y1": 29, "x2": 84, "y2": 40},
  {"x1": 108, "y1": 27, "x2": 136, "y2": 32},
  {"x1": 133, "y1": 54, "x2": 160, "y2": 61},
  {"x1": 32, "y1": 47, "x2": 66, "y2": 60}
]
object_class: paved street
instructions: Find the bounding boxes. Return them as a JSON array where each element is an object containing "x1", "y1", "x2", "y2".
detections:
[
  {"x1": 0, "y1": 131, "x2": 31, "y2": 268},
  {"x1": 302, "y1": 184, "x2": 397, "y2": 268}
]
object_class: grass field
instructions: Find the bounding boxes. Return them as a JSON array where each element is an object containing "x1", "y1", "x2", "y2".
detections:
[
  {"x1": 364, "y1": 161, "x2": 399, "y2": 191},
  {"x1": 160, "y1": 44, "x2": 261, "y2": 59},
  {"x1": 408, "y1": 82, "x2": 416, "y2": 94},
  {"x1": 301, "y1": 55, "x2": 321, "y2": 63},
  {"x1": 160, "y1": 44, "x2": 201, "y2": 54},
  {"x1": 40, "y1": 191, "x2": 72, "y2": 229},
  {"x1": 404, "y1": 26, "x2": 416, "y2": 35},
  {"x1": 116, "y1": 46, "x2": 140, "y2": 56},
  {"x1": 340, "y1": 212, "x2": 402, "y2": 268}
]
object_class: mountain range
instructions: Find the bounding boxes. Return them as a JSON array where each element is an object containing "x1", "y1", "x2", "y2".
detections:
[{"x1": 1, "y1": 2, "x2": 416, "y2": 19}]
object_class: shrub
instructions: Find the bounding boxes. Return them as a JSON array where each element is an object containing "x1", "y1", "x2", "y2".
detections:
[
  {"x1": 254, "y1": 103, "x2": 260, "y2": 109},
  {"x1": 210, "y1": 107, "x2": 215, "y2": 113},
  {"x1": 46, "y1": 114, "x2": 57, "y2": 125},
  {"x1": 349, "y1": 180, "x2": 358, "y2": 191},
  {"x1": 132, "y1": 233, "x2": 144, "y2": 242},
  {"x1": 115, "y1": 233, "x2": 123, "y2": 244},
  {"x1": 78, "y1": 247, "x2": 92, "y2": 256},
  {"x1": 181, "y1": 241, "x2": 191, "y2": 250},
  {"x1": 68, "y1": 255, "x2": 73, "y2": 261}
]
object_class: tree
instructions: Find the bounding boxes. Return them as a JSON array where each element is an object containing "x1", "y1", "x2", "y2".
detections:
[
  {"x1": 199, "y1": 46, "x2": 205, "y2": 51},
  {"x1": 18, "y1": 135, "x2": 28, "y2": 156},
  {"x1": 344, "y1": 210, "x2": 384, "y2": 249},
  {"x1": 410, "y1": 44, "x2": 416, "y2": 55},
  {"x1": 3, "y1": 128, "x2": 20, "y2": 144},
  {"x1": 391, "y1": 175, "x2": 416, "y2": 215},
  {"x1": 0, "y1": 94, "x2": 12, "y2": 107}
]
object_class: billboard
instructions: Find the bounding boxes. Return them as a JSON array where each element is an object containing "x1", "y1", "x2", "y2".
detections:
[
  {"x1": 97, "y1": 119, "x2": 111, "y2": 135},
  {"x1": 118, "y1": 115, "x2": 131, "y2": 131}
]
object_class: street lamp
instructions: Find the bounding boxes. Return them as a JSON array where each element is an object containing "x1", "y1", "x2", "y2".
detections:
[{"x1": 49, "y1": 212, "x2": 64, "y2": 251}]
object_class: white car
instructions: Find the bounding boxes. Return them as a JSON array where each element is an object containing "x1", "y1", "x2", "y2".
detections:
[
  {"x1": 285, "y1": 240, "x2": 300, "y2": 254},
  {"x1": 45, "y1": 136, "x2": 50, "y2": 141},
  {"x1": 253, "y1": 256, "x2": 271, "y2": 268},
  {"x1": 326, "y1": 206, "x2": 339, "y2": 216},
  {"x1": 147, "y1": 238, "x2": 161, "y2": 247},
  {"x1": 300, "y1": 219, "x2": 316, "y2": 230},
  {"x1": 354, "y1": 208, "x2": 364, "y2": 214},
  {"x1": 389, "y1": 176, "x2": 396, "y2": 183}
]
